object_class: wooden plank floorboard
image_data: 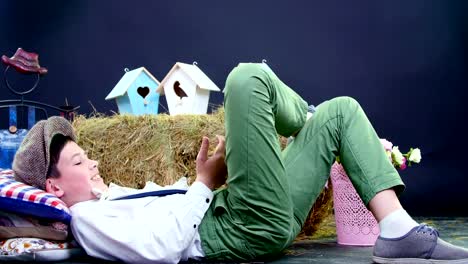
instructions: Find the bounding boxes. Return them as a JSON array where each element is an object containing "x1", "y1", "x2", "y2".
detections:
[{"x1": 3, "y1": 217, "x2": 467, "y2": 264}]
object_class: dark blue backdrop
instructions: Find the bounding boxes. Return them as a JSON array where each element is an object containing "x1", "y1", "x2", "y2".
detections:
[{"x1": 1, "y1": 0, "x2": 467, "y2": 216}]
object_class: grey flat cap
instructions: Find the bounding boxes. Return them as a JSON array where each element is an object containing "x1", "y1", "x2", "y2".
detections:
[{"x1": 12, "y1": 116, "x2": 76, "y2": 190}]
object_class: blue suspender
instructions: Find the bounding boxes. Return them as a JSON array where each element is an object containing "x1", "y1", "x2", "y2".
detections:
[{"x1": 111, "y1": 189, "x2": 187, "y2": 201}]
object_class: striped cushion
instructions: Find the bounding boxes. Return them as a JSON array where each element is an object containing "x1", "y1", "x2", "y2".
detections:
[{"x1": 0, "y1": 170, "x2": 71, "y2": 223}]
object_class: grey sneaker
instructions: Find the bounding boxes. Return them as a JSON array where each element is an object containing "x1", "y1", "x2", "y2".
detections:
[
  {"x1": 373, "y1": 224, "x2": 468, "y2": 264},
  {"x1": 308, "y1": 104, "x2": 316, "y2": 114}
]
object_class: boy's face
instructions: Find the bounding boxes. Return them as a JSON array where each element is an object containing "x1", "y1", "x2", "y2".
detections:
[{"x1": 46, "y1": 141, "x2": 108, "y2": 206}]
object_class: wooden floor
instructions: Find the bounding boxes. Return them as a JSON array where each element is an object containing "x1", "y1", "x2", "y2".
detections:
[
  {"x1": 268, "y1": 217, "x2": 468, "y2": 264},
  {"x1": 5, "y1": 217, "x2": 468, "y2": 264}
]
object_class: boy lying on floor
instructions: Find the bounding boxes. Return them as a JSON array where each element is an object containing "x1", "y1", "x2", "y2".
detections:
[{"x1": 13, "y1": 63, "x2": 468, "y2": 264}]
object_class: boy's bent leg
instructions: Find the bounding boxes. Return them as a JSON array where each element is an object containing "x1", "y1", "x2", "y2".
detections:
[
  {"x1": 281, "y1": 97, "x2": 468, "y2": 263},
  {"x1": 199, "y1": 63, "x2": 308, "y2": 260},
  {"x1": 282, "y1": 97, "x2": 405, "y2": 244}
]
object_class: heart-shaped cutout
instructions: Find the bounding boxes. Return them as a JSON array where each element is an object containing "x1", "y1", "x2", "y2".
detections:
[{"x1": 137, "y1": 86, "x2": 150, "y2": 99}]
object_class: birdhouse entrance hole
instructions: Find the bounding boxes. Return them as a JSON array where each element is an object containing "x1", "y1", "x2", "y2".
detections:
[
  {"x1": 137, "y1": 86, "x2": 150, "y2": 98},
  {"x1": 137, "y1": 86, "x2": 150, "y2": 105},
  {"x1": 173, "y1": 81, "x2": 188, "y2": 101}
]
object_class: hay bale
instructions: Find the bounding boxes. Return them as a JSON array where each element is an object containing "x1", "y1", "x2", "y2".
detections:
[{"x1": 72, "y1": 108, "x2": 333, "y2": 239}]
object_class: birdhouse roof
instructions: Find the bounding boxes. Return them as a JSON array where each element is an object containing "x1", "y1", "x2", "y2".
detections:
[
  {"x1": 105, "y1": 67, "x2": 160, "y2": 100},
  {"x1": 156, "y1": 62, "x2": 220, "y2": 95}
]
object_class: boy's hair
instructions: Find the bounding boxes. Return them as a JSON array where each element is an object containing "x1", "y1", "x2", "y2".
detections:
[{"x1": 47, "y1": 135, "x2": 73, "y2": 179}]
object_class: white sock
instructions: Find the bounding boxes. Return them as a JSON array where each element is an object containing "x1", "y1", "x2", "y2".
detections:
[{"x1": 379, "y1": 208, "x2": 419, "y2": 238}]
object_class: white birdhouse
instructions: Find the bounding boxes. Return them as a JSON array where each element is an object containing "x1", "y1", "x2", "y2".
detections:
[{"x1": 156, "y1": 62, "x2": 220, "y2": 115}]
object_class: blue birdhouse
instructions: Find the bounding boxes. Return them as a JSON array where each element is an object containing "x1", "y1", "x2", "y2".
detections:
[{"x1": 105, "y1": 67, "x2": 160, "y2": 115}]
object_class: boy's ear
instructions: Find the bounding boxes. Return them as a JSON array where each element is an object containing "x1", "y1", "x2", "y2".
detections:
[{"x1": 45, "y1": 179, "x2": 65, "y2": 198}]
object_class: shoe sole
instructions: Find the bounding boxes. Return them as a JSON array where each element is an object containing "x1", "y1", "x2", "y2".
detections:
[{"x1": 373, "y1": 256, "x2": 468, "y2": 264}]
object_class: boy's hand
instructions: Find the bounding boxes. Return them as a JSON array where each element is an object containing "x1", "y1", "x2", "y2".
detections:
[{"x1": 195, "y1": 135, "x2": 227, "y2": 190}]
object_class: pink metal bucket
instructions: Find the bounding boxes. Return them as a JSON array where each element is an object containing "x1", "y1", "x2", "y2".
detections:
[{"x1": 330, "y1": 162, "x2": 380, "y2": 246}]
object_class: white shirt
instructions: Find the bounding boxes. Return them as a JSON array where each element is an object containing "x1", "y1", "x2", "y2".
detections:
[{"x1": 70, "y1": 181, "x2": 214, "y2": 264}]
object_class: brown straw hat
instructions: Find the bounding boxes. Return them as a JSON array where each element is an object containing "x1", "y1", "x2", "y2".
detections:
[{"x1": 12, "y1": 116, "x2": 76, "y2": 189}]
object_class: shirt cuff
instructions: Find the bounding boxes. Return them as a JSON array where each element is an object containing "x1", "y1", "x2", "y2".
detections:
[
  {"x1": 186, "y1": 181, "x2": 214, "y2": 201},
  {"x1": 186, "y1": 182, "x2": 214, "y2": 223}
]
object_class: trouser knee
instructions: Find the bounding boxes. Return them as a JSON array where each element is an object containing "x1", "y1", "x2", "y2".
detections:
[
  {"x1": 231, "y1": 63, "x2": 266, "y2": 78},
  {"x1": 225, "y1": 63, "x2": 270, "y2": 94},
  {"x1": 328, "y1": 96, "x2": 362, "y2": 114}
]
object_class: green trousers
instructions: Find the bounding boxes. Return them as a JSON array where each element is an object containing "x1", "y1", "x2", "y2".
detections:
[{"x1": 198, "y1": 63, "x2": 405, "y2": 261}]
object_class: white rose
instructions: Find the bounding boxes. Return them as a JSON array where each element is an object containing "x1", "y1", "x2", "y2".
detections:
[
  {"x1": 408, "y1": 148, "x2": 421, "y2": 163},
  {"x1": 391, "y1": 146, "x2": 404, "y2": 166},
  {"x1": 386, "y1": 150, "x2": 392, "y2": 159}
]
